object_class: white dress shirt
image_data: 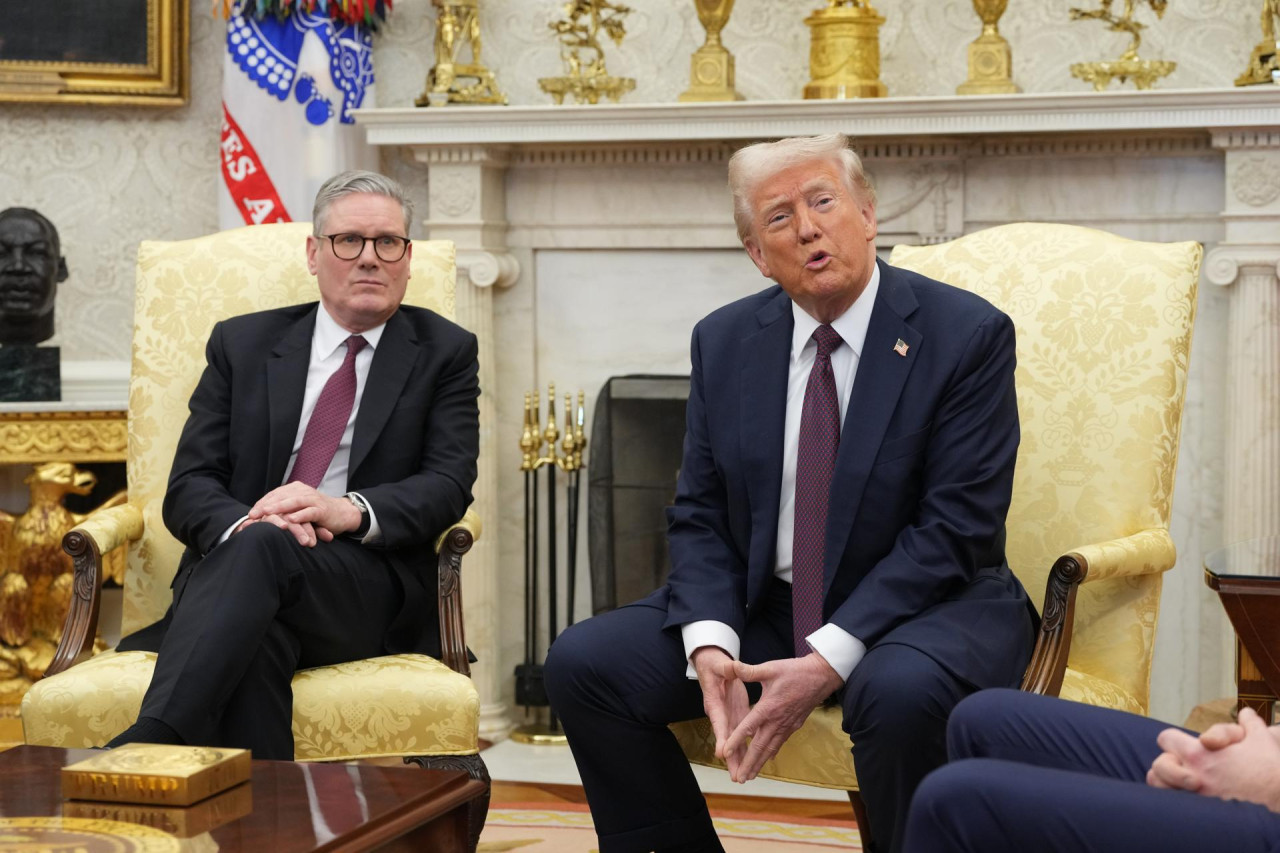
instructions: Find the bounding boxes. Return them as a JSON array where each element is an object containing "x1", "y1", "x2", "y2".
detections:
[
  {"x1": 215, "y1": 303, "x2": 384, "y2": 547},
  {"x1": 681, "y1": 265, "x2": 881, "y2": 681}
]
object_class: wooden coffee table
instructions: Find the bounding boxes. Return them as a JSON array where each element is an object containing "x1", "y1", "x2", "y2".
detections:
[
  {"x1": 0, "y1": 745, "x2": 486, "y2": 852},
  {"x1": 1205, "y1": 537, "x2": 1280, "y2": 722}
]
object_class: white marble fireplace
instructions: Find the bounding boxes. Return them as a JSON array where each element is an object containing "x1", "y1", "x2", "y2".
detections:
[{"x1": 358, "y1": 87, "x2": 1280, "y2": 737}]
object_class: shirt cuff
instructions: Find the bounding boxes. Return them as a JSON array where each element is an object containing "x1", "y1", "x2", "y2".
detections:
[
  {"x1": 214, "y1": 516, "x2": 249, "y2": 551},
  {"x1": 347, "y1": 491, "x2": 382, "y2": 544},
  {"x1": 805, "y1": 623, "x2": 866, "y2": 682},
  {"x1": 681, "y1": 620, "x2": 741, "y2": 679}
]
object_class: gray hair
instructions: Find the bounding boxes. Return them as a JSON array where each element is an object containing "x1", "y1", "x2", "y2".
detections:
[
  {"x1": 727, "y1": 134, "x2": 876, "y2": 243},
  {"x1": 312, "y1": 170, "x2": 414, "y2": 236}
]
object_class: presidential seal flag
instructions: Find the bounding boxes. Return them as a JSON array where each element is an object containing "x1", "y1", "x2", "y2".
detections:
[{"x1": 217, "y1": 1, "x2": 391, "y2": 229}]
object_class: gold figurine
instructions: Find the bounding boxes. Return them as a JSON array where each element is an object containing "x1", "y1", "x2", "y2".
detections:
[
  {"x1": 803, "y1": 0, "x2": 888, "y2": 100},
  {"x1": 417, "y1": 0, "x2": 508, "y2": 107},
  {"x1": 957, "y1": 0, "x2": 1019, "y2": 95},
  {"x1": 1235, "y1": 0, "x2": 1280, "y2": 85},
  {"x1": 539, "y1": 1, "x2": 637, "y2": 105},
  {"x1": 678, "y1": 0, "x2": 744, "y2": 102},
  {"x1": 1068, "y1": 0, "x2": 1176, "y2": 91}
]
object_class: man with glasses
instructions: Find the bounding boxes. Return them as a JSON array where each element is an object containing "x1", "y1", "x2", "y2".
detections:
[{"x1": 106, "y1": 171, "x2": 480, "y2": 759}]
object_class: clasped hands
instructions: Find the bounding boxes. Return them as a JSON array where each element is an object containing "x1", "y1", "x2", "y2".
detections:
[
  {"x1": 235, "y1": 482, "x2": 362, "y2": 547},
  {"x1": 692, "y1": 646, "x2": 844, "y2": 784},
  {"x1": 1147, "y1": 705, "x2": 1280, "y2": 813}
]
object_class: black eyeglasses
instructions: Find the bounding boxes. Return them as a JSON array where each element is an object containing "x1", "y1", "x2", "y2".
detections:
[{"x1": 323, "y1": 233, "x2": 410, "y2": 263}]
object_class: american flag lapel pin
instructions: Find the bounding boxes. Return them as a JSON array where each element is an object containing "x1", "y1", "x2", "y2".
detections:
[{"x1": 894, "y1": 338, "x2": 910, "y2": 357}]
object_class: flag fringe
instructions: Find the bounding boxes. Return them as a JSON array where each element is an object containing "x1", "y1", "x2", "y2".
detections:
[{"x1": 213, "y1": 0, "x2": 392, "y2": 28}]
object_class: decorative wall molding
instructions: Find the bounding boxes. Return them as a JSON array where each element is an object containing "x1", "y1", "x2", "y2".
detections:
[
  {"x1": 0, "y1": 410, "x2": 127, "y2": 464},
  {"x1": 1231, "y1": 156, "x2": 1280, "y2": 207},
  {"x1": 1205, "y1": 244, "x2": 1280, "y2": 286},
  {"x1": 458, "y1": 249, "x2": 521, "y2": 289}
]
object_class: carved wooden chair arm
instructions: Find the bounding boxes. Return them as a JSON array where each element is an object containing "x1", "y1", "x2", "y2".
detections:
[
  {"x1": 436, "y1": 508, "x2": 482, "y2": 677},
  {"x1": 1020, "y1": 527, "x2": 1176, "y2": 697},
  {"x1": 48, "y1": 504, "x2": 146, "y2": 678}
]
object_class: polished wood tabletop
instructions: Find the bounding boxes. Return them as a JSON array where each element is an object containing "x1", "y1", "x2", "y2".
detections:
[
  {"x1": 0, "y1": 745, "x2": 485, "y2": 852},
  {"x1": 1205, "y1": 537, "x2": 1280, "y2": 720}
]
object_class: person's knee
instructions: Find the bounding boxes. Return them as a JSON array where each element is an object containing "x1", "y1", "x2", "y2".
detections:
[
  {"x1": 844, "y1": 653, "x2": 957, "y2": 739},
  {"x1": 904, "y1": 761, "x2": 995, "y2": 848},
  {"x1": 946, "y1": 688, "x2": 1025, "y2": 760},
  {"x1": 544, "y1": 620, "x2": 601, "y2": 709}
]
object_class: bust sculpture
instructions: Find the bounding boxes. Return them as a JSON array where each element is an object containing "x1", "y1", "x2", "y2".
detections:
[{"x1": 0, "y1": 207, "x2": 67, "y2": 346}]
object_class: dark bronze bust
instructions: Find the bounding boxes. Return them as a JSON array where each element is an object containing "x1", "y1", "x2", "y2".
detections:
[{"x1": 0, "y1": 207, "x2": 67, "y2": 346}]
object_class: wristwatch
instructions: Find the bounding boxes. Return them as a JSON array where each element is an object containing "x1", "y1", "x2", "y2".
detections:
[{"x1": 344, "y1": 492, "x2": 371, "y2": 539}]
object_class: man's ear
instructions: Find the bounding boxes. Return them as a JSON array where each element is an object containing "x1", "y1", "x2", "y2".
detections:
[
  {"x1": 305, "y1": 234, "x2": 319, "y2": 275},
  {"x1": 860, "y1": 200, "x2": 878, "y2": 243},
  {"x1": 55, "y1": 256, "x2": 68, "y2": 284},
  {"x1": 744, "y1": 239, "x2": 771, "y2": 278}
]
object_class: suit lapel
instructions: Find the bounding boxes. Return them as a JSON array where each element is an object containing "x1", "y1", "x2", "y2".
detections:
[
  {"x1": 824, "y1": 262, "x2": 922, "y2": 595},
  {"x1": 350, "y1": 309, "x2": 418, "y2": 478},
  {"x1": 265, "y1": 307, "x2": 317, "y2": 490},
  {"x1": 740, "y1": 289, "x2": 792, "y2": 590}
]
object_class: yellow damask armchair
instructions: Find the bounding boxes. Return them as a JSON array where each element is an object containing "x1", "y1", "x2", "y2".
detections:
[
  {"x1": 672, "y1": 223, "x2": 1202, "y2": 840},
  {"x1": 21, "y1": 223, "x2": 489, "y2": 847}
]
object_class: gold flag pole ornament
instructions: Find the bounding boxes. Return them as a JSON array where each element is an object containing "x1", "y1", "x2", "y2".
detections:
[
  {"x1": 957, "y1": 0, "x2": 1020, "y2": 95},
  {"x1": 803, "y1": 0, "x2": 887, "y2": 100},
  {"x1": 417, "y1": 0, "x2": 507, "y2": 106},
  {"x1": 539, "y1": 1, "x2": 637, "y2": 104},
  {"x1": 1235, "y1": 0, "x2": 1280, "y2": 86},
  {"x1": 679, "y1": 0, "x2": 745, "y2": 102},
  {"x1": 1068, "y1": 0, "x2": 1176, "y2": 91}
]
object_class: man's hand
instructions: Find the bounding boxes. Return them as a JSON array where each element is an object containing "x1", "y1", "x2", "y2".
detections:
[
  {"x1": 721, "y1": 653, "x2": 844, "y2": 784},
  {"x1": 249, "y1": 482, "x2": 361, "y2": 540},
  {"x1": 692, "y1": 646, "x2": 751, "y2": 780},
  {"x1": 235, "y1": 513, "x2": 323, "y2": 547},
  {"x1": 1147, "y1": 707, "x2": 1280, "y2": 813}
]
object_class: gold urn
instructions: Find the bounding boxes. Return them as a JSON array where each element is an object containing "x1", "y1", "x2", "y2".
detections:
[
  {"x1": 679, "y1": 0, "x2": 745, "y2": 102},
  {"x1": 957, "y1": 0, "x2": 1019, "y2": 94},
  {"x1": 803, "y1": 1, "x2": 887, "y2": 100}
]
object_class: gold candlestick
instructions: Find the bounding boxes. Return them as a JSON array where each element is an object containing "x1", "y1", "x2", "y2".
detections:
[
  {"x1": 1235, "y1": 0, "x2": 1280, "y2": 86},
  {"x1": 539, "y1": 1, "x2": 637, "y2": 105},
  {"x1": 417, "y1": 0, "x2": 508, "y2": 107},
  {"x1": 678, "y1": 0, "x2": 745, "y2": 102},
  {"x1": 1068, "y1": 0, "x2": 1175, "y2": 91},
  {"x1": 803, "y1": 0, "x2": 887, "y2": 100},
  {"x1": 957, "y1": 0, "x2": 1019, "y2": 95}
]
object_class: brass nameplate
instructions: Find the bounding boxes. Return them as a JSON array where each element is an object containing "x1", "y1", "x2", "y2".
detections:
[{"x1": 63, "y1": 744, "x2": 251, "y2": 807}]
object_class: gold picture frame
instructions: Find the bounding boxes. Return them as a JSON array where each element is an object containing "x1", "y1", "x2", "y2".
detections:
[{"x1": 0, "y1": 0, "x2": 189, "y2": 107}]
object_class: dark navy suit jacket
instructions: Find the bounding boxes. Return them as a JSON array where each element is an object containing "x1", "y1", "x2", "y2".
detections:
[{"x1": 652, "y1": 259, "x2": 1036, "y2": 690}]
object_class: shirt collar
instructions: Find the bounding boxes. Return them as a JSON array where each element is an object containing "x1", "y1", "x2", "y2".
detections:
[
  {"x1": 790, "y1": 261, "x2": 881, "y2": 363},
  {"x1": 314, "y1": 302, "x2": 386, "y2": 360}
]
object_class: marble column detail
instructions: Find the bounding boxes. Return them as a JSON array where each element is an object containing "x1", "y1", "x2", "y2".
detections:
[
  {"x1": 1209, "y1": 131, "x2": 1280, "y2": 545},
  {"x1": 417, "y1": 145, "x2": 519, "y2": 741}
]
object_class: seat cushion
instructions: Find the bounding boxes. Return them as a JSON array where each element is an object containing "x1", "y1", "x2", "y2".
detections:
[
  {"x1": 22, "y1": 650, "x2": 479, "y2": 760},
  {"x1": 1058, "y1": 667, "x2": 1144, "y2": 716}
]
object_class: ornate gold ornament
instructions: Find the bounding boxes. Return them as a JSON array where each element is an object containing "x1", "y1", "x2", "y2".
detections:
[
  {"x1": 417, "y1": 0, "x2": 507, "y2": 106},
  {"x1": 957, "y1": 0, "x2": 1020, "y2": 95},
  {"x1": 539, "y1": 1, "x2": 637, "y2": 104},
  {"x1": 803, "y1": 0, "x2": 887, "y2": 100},
  {"x1": 1068, "y1": 0, "x2": 1176, "y2": 91},
  {"x1": 679, "y1": 0, "x2": 744, "y2": 102},
  {"x1": 0, "y1": 463, "x2": 125, "y2": 708},
  {"x1": 1235, "y1": 0, "x2": 1280, "y2": 86}
]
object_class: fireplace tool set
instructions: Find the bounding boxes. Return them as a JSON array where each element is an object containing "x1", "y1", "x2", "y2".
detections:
[{"x1": 512, "y1": 383, "x2": 587, "y2": 745}]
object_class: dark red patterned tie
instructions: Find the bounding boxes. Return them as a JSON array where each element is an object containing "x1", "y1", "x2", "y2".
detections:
[
  {"x1": 288, "y1": 335, "x2": 367, "y2": 489},
  {"x1": 792, "y1": 324, "x2": 843, "y2": 657}
]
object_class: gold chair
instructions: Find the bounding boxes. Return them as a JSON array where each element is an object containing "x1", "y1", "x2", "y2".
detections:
[
  {"x1": 672, "y1": 222, "x2": 1202, "y2": 839},
  {"x1": 21, "y1": 222, "x2": 489, "y2": 847}
]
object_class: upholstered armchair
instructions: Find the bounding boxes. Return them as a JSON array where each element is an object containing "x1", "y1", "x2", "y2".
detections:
[
  {"x1": 21, "y1": 223, "x2": 489, "y2": 847},
  {"x1": 672, "y1": 223, "x2": 1202, "y2": 840}
]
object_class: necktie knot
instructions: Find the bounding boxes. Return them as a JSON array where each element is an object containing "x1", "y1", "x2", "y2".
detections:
[
  {"x1": 812, "y1": 324, "x2": 842, "y2": 360},
  {"x1": 345, "y1": 335, "x2": 367, "y2": 357}
]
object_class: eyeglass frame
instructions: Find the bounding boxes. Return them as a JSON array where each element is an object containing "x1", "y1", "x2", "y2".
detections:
[{"x1": 321, "y1": 232, "x2": 412, "y2": 263}]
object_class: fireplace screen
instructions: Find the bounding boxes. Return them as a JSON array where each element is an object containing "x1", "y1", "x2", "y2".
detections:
[{"x1": 588, "y1": 375, "x2": 690, "y2": 614}]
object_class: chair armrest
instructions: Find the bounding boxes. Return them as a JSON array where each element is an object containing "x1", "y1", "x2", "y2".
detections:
[
  {"x1": 437, "y1": 509, "x2": 482, "y2": 677},
  {"x1": 1020, "y1": 528, "x2": 1174, "y2": 697},
  {"x1": 47, "y1": 504, "x2": 146, "y2": 678}
]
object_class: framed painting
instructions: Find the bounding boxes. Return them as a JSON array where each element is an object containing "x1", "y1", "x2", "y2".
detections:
[{"x1": 0, "y1": 0, "x2": 189, "y2": 106}]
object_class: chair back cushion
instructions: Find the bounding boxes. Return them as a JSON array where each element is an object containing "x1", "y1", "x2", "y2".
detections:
[
  {"x1": 890, "y1": 223, "x2": 1201, "y2": 709},
  {"x1": 124, "y1": 223, "x2": 456, "y2": 634}
]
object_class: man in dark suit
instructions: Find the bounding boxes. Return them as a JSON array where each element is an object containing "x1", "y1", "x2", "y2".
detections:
[
  {"x1": 904, "y1": 689, "x2": 1280, "y2": 852},
  {"x1": 545, "y1": 134, "x2": 1036, "y2": 853},
  {"x1": 107, "y1": 171, "x2": 479, "y2": 760}
]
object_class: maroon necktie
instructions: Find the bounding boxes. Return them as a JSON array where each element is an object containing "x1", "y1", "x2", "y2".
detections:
[
  {"x1": 288, "y1": 335, "x2": 367, "y2": 489},
  {"x1": 792, "y1": 324, "x2": 843, "y2": 657}
]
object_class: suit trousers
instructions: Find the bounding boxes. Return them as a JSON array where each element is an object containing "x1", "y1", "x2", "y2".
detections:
[
  {"x1": 545, "y1": 579, "x2": 973, "y2": 853},
  {"x1": 903, "y1": 689, "x2": 1280, "y2": 852},
  {"x1": 119, "y1": 522, "x2": 401, "y2": 760}
]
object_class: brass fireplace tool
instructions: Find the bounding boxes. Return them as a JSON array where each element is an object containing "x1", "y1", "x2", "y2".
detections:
[{"x1": 513, "y1": 384, "x2": 588, "y2": 745}]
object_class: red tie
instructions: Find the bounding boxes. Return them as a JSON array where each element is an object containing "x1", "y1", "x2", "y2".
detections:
[
  {"x1": 792, "y1": 324, "x2": 843, "y2": 657},
  {"x1": 288, "y1": 335, "x2": 367, "y2": 489}
]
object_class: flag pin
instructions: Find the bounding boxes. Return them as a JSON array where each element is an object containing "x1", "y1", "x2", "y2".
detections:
[{"x1": 894, "y1": 339, "x2": 910, "y2": 357}]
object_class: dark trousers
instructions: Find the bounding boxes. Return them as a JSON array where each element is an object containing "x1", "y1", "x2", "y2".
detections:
[
  {"x1": 904, "y1": 689, "x2": 1280, "y2": 853},
  {"x1": 119, "y1": 522, "x2": 401, "y2": 760},
  {"x1": 544, "y1": 579, "x2": 973, "y2": 853}
]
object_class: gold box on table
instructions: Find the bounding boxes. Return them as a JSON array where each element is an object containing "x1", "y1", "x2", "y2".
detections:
[{"x1": 62, "y1": 744, "x2": 251, "y2": 807}]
